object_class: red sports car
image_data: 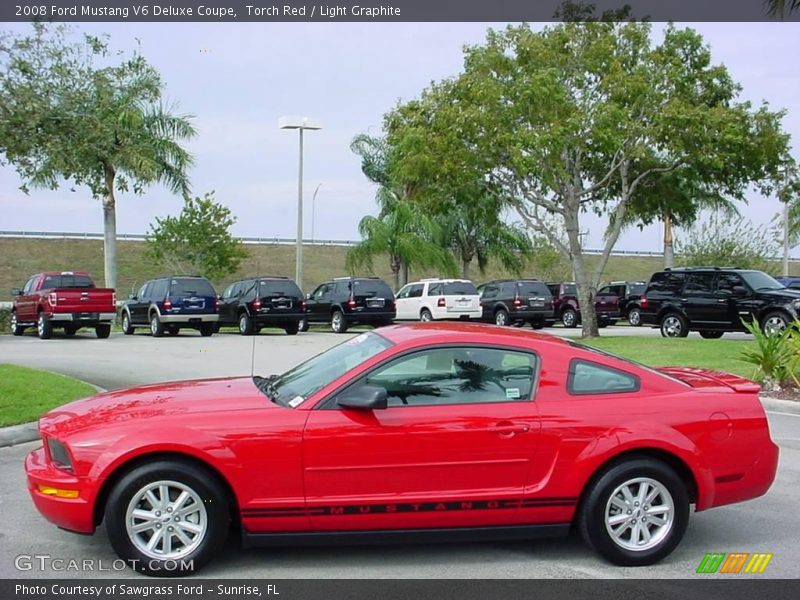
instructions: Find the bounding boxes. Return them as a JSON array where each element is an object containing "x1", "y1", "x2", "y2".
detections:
[{"x1": 26, "y1": 323, "x2": 778, "y2": 576}]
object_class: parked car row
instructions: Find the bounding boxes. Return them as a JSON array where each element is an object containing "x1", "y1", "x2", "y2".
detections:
[{"x1": 11, "y1": 267, "x2": 800, "y2": 340}]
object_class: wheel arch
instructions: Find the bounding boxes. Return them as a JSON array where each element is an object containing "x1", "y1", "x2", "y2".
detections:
[
  {"x1": 656, "y1": 305, "x2": 689, "y2": 325},
  {"x1": 92, "y1": 450, "x2": 241, "y2": 529},
  {"x1": 493, "y1": 303, "x2": 510, "y2": 315}
]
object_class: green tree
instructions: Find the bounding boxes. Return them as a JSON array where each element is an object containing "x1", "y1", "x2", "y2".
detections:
[
  {"x1": 386, "y1": 22, "x2": 791, "y2": 337},
  {"x1": 145, "y1": 192, "x2": 247, "y2": 281},
  {"x1": 346, "y1": 200, "x2": 457, "y2": 289},
  {"x1": 0, "y1": 24, "x2": 195, "y2": 289},
  {"x1": 676, "y1": 212, "x2": 780, "y2": 274}
]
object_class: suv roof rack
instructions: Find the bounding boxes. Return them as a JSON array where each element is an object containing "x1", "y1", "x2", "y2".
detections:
[
  {"x1": 664, "y1": 266, "x2": 743, "y2": 271},
  {"x1": 332, "y1": 276, "x2": 381, "y2": 280}
]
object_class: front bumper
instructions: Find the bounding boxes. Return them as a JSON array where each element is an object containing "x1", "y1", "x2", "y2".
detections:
[
  {"x1": 48, "y1": 312, "x2": 116, "y2": 323},
  {"x1": 25, "y1": 446, "x2": 95, "y2": 534}
]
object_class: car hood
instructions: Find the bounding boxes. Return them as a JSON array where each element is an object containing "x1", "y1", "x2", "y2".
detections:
[
  {"x1": 40, "y1": 377, "x2": 271, "y2": 436},
  {"x1": 758, "y1": 288, "x2": 800, "y2": 300}
]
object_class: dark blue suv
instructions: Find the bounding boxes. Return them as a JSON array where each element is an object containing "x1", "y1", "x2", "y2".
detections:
[{"x1": 121, "y1": 276, "x2": 219, "y2": 337}]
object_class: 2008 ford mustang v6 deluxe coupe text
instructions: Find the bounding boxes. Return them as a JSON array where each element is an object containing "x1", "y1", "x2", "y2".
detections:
[{"x1": 26, "y1": 323, "x2": 778, "y2": 576}]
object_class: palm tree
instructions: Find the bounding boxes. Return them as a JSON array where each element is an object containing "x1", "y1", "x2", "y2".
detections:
[{"x1": 346, "y1": 200, "x2": 457, "y2": 289}]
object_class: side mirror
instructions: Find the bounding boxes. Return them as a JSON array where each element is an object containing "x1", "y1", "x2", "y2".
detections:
[
  {"x1": 306, "y1": 293, "x2": 312, "y2": 300},
  {"x1": 336, "y1": 385, "x2": 388, "y2": 410},
  {"x1": 10, "y1": 288, "x2": 22, "y2": 296},
  {"x1": 128, "y1": 294, "x2": 137, "y2": 300},
  {"x1": 732, "y1": 285, "x2": 748, "y2": 297}
]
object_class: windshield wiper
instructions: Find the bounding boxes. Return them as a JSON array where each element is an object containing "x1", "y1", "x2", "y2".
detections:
[{"x1": 253, "y1": 374, "x2": 285, "y2": 406}]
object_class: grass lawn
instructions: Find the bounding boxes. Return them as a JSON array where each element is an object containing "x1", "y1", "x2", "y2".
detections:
[
  {"x1": 576, "y1": 336, "x2": 758, "y2": 380},
  {"x1": 0, "y1": 364, "x2": 98, "y2": 427}
]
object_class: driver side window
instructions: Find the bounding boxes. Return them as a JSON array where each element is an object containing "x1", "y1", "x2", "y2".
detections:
[{"x1": 363, "y1": 347, "x2": 537, "y2": 407}]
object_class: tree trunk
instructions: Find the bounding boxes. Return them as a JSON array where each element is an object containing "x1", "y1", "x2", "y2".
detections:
[
  {"x1": 462, "y1": 259, "x2": 470, "y2": 279},
  {"x1": 390, "y1": 253, "x2": 402, "y2": 290},
  {"x1": 102, "y1": 164, "x2": 117, "y2": 290},
  {"x1": 663, "y1": 211, "x2": 674, "y2": 268},
  {"x1": 400, "y1": 261, "x2": 409, "y2": 287}
]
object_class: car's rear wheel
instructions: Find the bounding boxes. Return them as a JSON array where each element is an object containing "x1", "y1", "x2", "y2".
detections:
[
  {"x1": 104, "y1": 459, "x2": 229, "y2": 577},
  {"x1": 761, "y1": 311, "x2": 790, "y2": 337},
  {"x1": 64, "y1": 325, "x2": 77, "y2": 337},
  {"x1": 420, "y1": 309, "x2": 433, "y2": 323},
  {"x1": 238, "y1": 312, "x2": 254, "y2": 336},
  {"x1": 10, "y1": 312, "x2": 25, "y2": 336},
  {"x1": 699, "y1": 330, "x2": 724, "y2": 339},
  {"x1": 284, "y1": 321, "x2": 299, "y2": 335},
  {"x1": 659, "y1": 313, "x2": 688, "y2": 338},
  {"x1": 95, "y1": 324, "x2": 111, "y2": 339},
  {"x1": 494, "y1": 309, "x2": 510, "y2": 326},
  {"x1": 150, "y1": 313, "x2": 164, "y2": 337},
  {"x1": 562, "y1": 308, "x2": 578, "y2": 328},
  {"x1": 628, "y1": 307, "x2": 642, "y2": 327},
  {"x1": 298, "y1": 318, "x2": 309, "y2": 332},
  {"x1": 579, "y1": 458, "x2": 689, "y2": 566},
  {"x1": 199, "y1": 323, "x2": 215, "y2": 337},
  {"x1": 37, "y1": 312, "x2": 52, "y2": 340},
  {"x1": 331, "y1": 310, "x2": 348, "y2": 333},
  {"x1": 167, "y1": 327, "x2": 179, "y2": 336},
  {"x1": 121, "y1": 312, "x2": 135, "y2": 335}
]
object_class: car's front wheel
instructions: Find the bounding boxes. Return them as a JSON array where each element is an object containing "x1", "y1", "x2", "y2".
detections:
[
  {"x1": 699, "y1": 330, "x2": 724, "y2": 339},
  {"x1": 104, "y1": 459, "x2": 229, "y2": 577},
  {"x1": 660, "y1": 313, "x2": 688, "y2": 338},
  {"x1": 298, "y1": 318, "x2": 309, "y2": 332},
  {"x1": 761, "y1": 311, "x2": 790, "y2": 337},
  {"x1": 579, "y1": 458, "x2": 689, "y2": 566},
  {"x1": 150, "y1": 313, "x2": 164, "y2": 337},
  {"x1": 284, "y1": 321, "x2": 299, "y2": 335},
  {"x1": 10, "y1": 312, "x2": 25, "y2": 336},
  {"x1": 121, "y1": 312, "x2": 135, "y2": 335},
  {"x1": 199, "y1": 323, "x2": 215, "y2": 337}
]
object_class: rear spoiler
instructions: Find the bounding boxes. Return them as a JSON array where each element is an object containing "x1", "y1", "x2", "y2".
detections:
[{"x1": 658, "y1": 367, "x2": 761, "y2": 393}]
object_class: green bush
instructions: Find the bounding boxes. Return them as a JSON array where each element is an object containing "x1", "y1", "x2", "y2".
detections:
[
  {"x1": 740, "y1": 319, "x2": 796, "y2": 391},
  {"x1": 0, "y1": 308, "x2": 10, "y2": 334}
]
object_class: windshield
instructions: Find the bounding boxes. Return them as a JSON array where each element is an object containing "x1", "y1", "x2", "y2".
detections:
[
  {"x1": 739, "y1": 271, "x2": 785, "y2": 291},
  {"x1": 258, "y1": 332, "x2": 393, "y2": 406}
]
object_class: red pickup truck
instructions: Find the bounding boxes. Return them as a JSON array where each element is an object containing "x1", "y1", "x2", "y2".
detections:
[{"x1": 10, "y1": 272, "x2": 116, "y2": 339}]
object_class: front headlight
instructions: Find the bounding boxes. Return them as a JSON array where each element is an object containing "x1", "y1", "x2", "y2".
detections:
[{"x1": 46, "y1": 438, "x2": 74, "y2": 472}]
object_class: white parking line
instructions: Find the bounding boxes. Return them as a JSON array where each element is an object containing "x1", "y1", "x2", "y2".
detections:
[{"x1": 766, "y1": 410, "x2": 800, "y2": 418}]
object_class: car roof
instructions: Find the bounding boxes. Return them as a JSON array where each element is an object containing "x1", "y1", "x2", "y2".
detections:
[
  {"x1": 483, "y1": 279, "x2": 545, "y2": 284},
  {"x1": 40, "y1": 271, "x2": 92, "y2": 277},
  {"x1": 375, "y1": 322, "x2": 572, "y2": 349},
  {"x1": 408, "y1": 278, "x2": 473, "y2": 284}
]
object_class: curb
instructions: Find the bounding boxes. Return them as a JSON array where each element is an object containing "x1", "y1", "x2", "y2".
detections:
[
  {"x1": 0, "y1": 381, "x2": 106, "y2": 449},
  {"x1": 760, "y1": 395, "x2": 800, "y2": 415}
]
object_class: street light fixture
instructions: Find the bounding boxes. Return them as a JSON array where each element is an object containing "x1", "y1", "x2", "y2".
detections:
[
  {"x1": 279, "y1": 116, "x2": 322, "y2": 290},
  {"x1": 311, "y1": 183, "x2": 322, "y2": 242}
]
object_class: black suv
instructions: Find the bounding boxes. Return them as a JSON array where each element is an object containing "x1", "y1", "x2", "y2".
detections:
[
  {"x1": 598, "y1": 281, "x2": 647, "y2": 326},
  {"x1": 218, "y1": 277, "x2": 305, "y2": 335},
  {"x1": 639, "y1": 267, "x2": 800, "y2": 338},
  {"x1": 303, "y1": 276, "x2": 395, "y2": 333},
  {"x1": 477, "y1": 279, "x2": 555, "y2": 328},
  {"x1": 121, "y1": 276, "x2": 218, "y2": 337}
]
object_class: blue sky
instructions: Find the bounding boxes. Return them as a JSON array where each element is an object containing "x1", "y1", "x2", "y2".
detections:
[{"x1": 0, "y1": 22, "x2": 798, "y2": 252}]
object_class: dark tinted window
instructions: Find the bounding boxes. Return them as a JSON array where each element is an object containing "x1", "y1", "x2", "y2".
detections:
[
  {"x1": 169, "y1": 278, "x2": 215, "y2": 296},
  {"x1": 444, "y1": 282, "x2": 479, "y2": 295},
  {"x1": 563, "y1": 283, "x2": 577, "y2": 295},
  {"x1": 739, "y1": 271, "x2": 784, "y2": 291},
  {"x1": 630, "y1": 283, "x2": 646, "y2": 295},
  {"x1": 23, "y1": 276, "x2": 38, "y2": 293},
  {"x1": 352, "y1": 279, "x2": 393, "y2": 297},
  {"x1": 547, "y1": 284, "x2": 559, "y2": 296},
  {"x1": 481, "y1": 284, "x2": 500, "y2": 299},
  {"x1": 648, "y1": 272, "x2": 686, "y2": 294},
  {"x1": 516, "y1": 281, "x2": 550, "y2": 297},
  {"x1": 428, "y1": 283, "x2": 443, "y2": 296},
  {"x1": 568, "y1": 360, "x2": 639, "y2": 395},
  {"x1": 260, "y1": 279, "x2": 302, "y2": 298},
  {"x1": 365, "y1": 347, "x2": 537, "y2": 407},
  {"x1": 151, "y1": 280, "x2": 168, "y2": 298},
  {"x1": 684, "y1": 273, "x2": 713, "y2": 294},
  {"x1": 716, "y1": 273, "x2": 744, "y2": 293},
  {"x1": 408, "y1": 284, "x2": 424, "y2": 298},
  {"x1": 41, "y1": 274, "x2": 95, "y2": 289}
]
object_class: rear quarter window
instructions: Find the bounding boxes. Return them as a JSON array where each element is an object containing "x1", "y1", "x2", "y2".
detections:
[
  {"x1": 568, "y1": 359, "x2": 640, "y2": 395},
  {"x1": 647, "y1": 272, "x2": 686, "y2": 295}
]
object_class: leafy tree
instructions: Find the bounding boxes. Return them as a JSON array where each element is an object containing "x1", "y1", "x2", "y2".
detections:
[
  {"x1": 385, "y1": 22, "x2": 791, "y2": 337},
  {"x1": 0, "y1": 24, "x2": 195, "y2": 289},
  {"x1": 676, "y1": 212, "x2": 779, "y2": 274},
  {"x1": 346, "y1": 200, "x2": 457, "y2": 289},
  {"x1": 145, "y1": 192, "x2": 247, "y2": 281}
]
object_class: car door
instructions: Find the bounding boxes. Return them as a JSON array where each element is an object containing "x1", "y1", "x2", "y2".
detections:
[
  {"x1": 130, "y1": 282, "x2": 152, "y2": 324},
  {"x1": 306, "y1": 283, "x2": 332, "y2": 323},
  {"x1": 479, "y1": 284, "x2": 499, "y2": 320},
  {"x1": 302, "y1": 345, "x2": 541, "y2": 531},
  {"x1": 715, "y1": 272, "x2": 754, "y2": 327},
  {"x1": 681, "y1": 273, "x2": 719, "y2": 326},
  {"x1": 218, "y1": 282, "x2": 241, "y2": 324},
  {"x1": 17, "y1": 275, "x2": 39, "y2": 321},
  {"x1": 394, "y1": 284, "x2": 413, "y2": 320}
]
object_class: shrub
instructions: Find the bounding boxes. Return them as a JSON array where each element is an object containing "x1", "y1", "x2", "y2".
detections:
[{"x1": 740, "y1": 319, "x2": 795, "y2": 391}]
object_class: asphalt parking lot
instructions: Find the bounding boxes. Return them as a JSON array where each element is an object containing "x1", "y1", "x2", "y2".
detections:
[{"x1": 0, "y1": 325, "x2": 796, "y2": 579}]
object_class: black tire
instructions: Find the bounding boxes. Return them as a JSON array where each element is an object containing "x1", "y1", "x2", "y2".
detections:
[
  {"x1": 579, "y1": 457, "x2": 689, "y2": 566},
  {"x1": 761, "y1": 311, "x2": 790, "y2": 337},
  {"x1": 298, "y1": 318, "x2": 310, "y2": 332},
  {"x1": 284, "y1": 321, "x2": 299, "y2": 336},
  {"x1": 200, "y1": 323, "x2": 215, "y2": 337},
  {"x1": 64, "y1": 325, "x2": 77, "y2": 337},
  {"x1": 699, "y1": 330, "x2": 724, "y2": 339},
  {"x1": 150, "y1": 313, "x2": 164, "y2": 337},
  {"x1": 37, "y1": 312, "x2": 52, "y2": 340},
  {"x1": 562, "y1": 308, "x2": 579, "y2": 328},
  {"x1": 121, "y1": 311, "x2": 135, "y2": 335},
  {"x1": 104, "y1": 459, "x2": 229, "y2": 577},
  {"x1": 331, "y1": 310, "x2": 348, "y2": 334},
  {"x1": 419, "y1": 309, "x2": 433, "y2": 323},
  {"x1": 494, "y1": 309, "x2": 510, "y2": 327},
  {"x1": 167, "y1": 327, "x2": 180, "y2": 336},
  {"x1": 628, "y1": 307, "x2": 642, "y2": 327},
  {"x1": 238, "y1": 312, "x2": 255, "y2": 336},
  {"x1": 659, "y1": 313, "x2": 688, "y2": 338},
  {"x1": 530, "y1": 321, "x2": 545, "y2": 330},
  {"x1": 10, "y1": 311, "x2": 25, "y2": 336},
  {"x1": 95, "y1": 324, "x2": 111, "y2": 339}
]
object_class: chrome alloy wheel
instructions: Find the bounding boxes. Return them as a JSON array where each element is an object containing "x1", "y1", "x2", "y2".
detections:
[
  {"x1": 125, "y1": 480, "x2": 208, "y2": 560},
  {"x1": 763, "y1": 315, "x2": 788, "y2": 336},
  {"x1": 605, "y1": 477, "x2": 674, "y2": 552},
  {"x1": 662, "y1": 315, "x2": 683, "y2": 337}
]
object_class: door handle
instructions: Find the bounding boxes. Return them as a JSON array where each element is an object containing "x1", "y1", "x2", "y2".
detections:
[
  {"x1": 717, "y1": 299, "x2": 728, "y2": 303},
  {"x1": 489, "y1": 422, "x2": 530, "y2": 437}
]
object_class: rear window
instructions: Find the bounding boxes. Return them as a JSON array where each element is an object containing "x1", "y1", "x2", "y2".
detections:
[
  {"x1": 515, "y1": 282, "x2": 550, "y2": 297},
  {"x1": 443, "y1": 282, "x2": 479, "y2": 295},
  {"x1": 170, "y1": 278, "x2": 216, "y2": 296},
  {"x1": 630, "y1": 283, "x2": 646, "y2": 295},
  {"x1": 353, "y1": 279, "x2": 393, "y2": 297},
  {"x1": 259, "y1": 279, "x2": 302, "y2": 297},
  {"x1": 563, "y1": 283, "x2": 577, "y2": 295},
  {"x1": 41, "y1": 275, "x2": 95, "y2": 289}
]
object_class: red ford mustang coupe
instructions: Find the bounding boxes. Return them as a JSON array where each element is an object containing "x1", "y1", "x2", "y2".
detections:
[{"x1": 26, "y1": 323, "x2": 778, "y2": 576}]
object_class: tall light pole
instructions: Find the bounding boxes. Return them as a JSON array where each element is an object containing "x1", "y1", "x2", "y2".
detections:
[
  {"x1": 311, "y1": 183, "x2": 322, "y2": 242},
  {"x1": 279, "y1": 116, "x2": 322, "y2": 290}
]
